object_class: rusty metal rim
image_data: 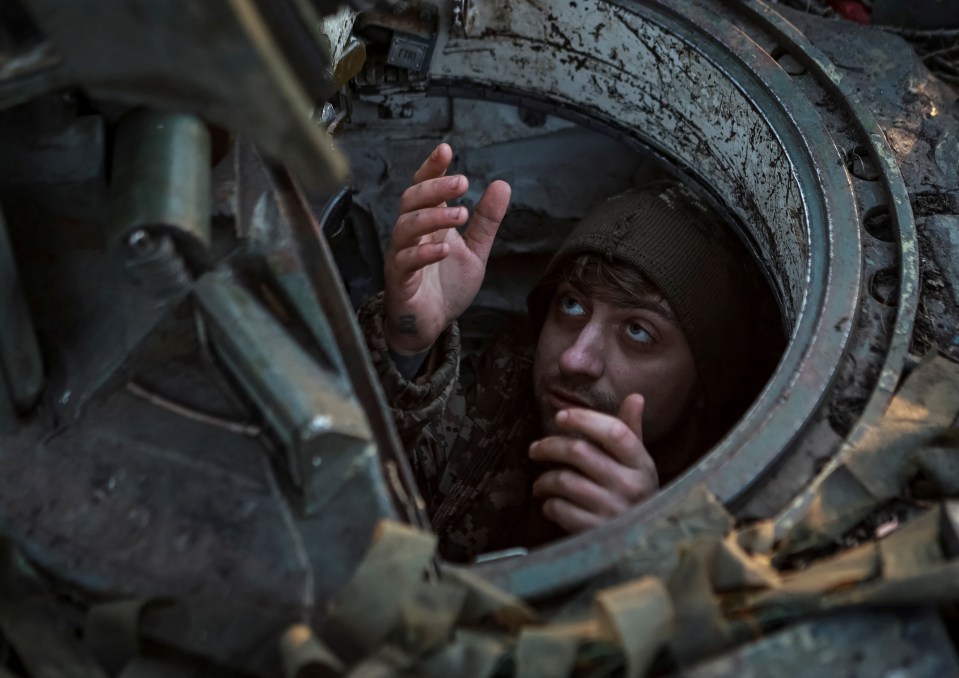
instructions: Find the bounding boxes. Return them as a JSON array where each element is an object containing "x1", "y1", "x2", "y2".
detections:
[
  {"x1": 446, "y1": 0, "x2": 917, "y2": 598},
  {"x1": 736, "y1": 0, "x2": 921, "y2": 533}
]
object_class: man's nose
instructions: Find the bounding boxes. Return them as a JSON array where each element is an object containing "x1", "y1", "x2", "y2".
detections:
[{"x1": 558, "y1": 321, "x2": 605, "y2": 379}]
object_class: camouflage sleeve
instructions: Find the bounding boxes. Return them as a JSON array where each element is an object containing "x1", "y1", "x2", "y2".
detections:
[{"x1": 357, "y1": 291, "x2": 461, "y2": 449}]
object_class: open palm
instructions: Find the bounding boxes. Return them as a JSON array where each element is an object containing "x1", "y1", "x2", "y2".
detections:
[{"x1": 384, "y1": 144, "x2": 512, "y2": 355}]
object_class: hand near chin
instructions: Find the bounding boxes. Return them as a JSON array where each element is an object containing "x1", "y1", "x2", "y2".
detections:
[{"x1": 528, "y1": 393, "x2": 659, "y2": 533}]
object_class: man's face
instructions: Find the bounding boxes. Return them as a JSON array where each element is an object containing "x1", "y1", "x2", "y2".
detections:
[{"x1": 532, "y1": 281, "x2": 699, "y2": 444}]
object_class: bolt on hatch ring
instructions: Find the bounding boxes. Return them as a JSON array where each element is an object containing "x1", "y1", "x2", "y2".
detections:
[{"x1": 396, "y1": 0, "x2": 920, "y2": 598}]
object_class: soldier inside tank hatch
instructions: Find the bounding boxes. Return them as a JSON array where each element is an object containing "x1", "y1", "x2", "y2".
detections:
[{"x1": 358, "y1": 143, "x2": 779, "y2": 563}]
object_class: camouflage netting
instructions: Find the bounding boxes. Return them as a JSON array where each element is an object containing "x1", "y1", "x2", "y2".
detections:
[
  {"x1": 4, "y1": 356, "x2": 958, "y2": 676},
  {"x1": 259, "y1": 355, "x2": 959, "y2": 677}
]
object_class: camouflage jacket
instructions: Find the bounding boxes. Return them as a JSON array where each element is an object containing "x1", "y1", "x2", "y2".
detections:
[{"x1": 358, "y1": 293, "x2": 563, "y2": 562}]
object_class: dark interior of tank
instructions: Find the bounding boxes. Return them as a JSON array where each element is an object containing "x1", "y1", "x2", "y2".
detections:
[{"x1": 329, "y1": 95, "x2": 786, "y2": 425}]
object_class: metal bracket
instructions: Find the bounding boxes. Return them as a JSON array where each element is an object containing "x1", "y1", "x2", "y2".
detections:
[
  {"x1": 0, "y1": 203, "x2": 43, "y2": 427},
  {"x1": 195, "y1": 269, "x2": 374, "y2": 517}
]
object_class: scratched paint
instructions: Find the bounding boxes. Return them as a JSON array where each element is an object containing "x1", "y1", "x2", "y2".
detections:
[{"x1": 435, "y1": 0, "x2": 807, "y2": 320}]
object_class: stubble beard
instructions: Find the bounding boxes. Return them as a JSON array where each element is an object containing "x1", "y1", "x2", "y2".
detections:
[{"x1": 535, "y1": 373, "x2": 619, "y2": 436}]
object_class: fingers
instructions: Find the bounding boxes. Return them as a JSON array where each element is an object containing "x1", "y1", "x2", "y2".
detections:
[
  {"x1": 412, "y1": 143, "x2": 453, "y2": 185},
  {"x1": 533, "y1": 468, "x2": 626, "y2": 521},
  {"x1": 391, "y1": 242, "x2": 451, "y2": 286},
  {"x1": 463, "y1": 180, "x2": 511, "y2": 262},
  {"x1": 529, "y1": 436, "x2": 631, "y2": 493},
  {"x1": 530, "y1": 435, "x2": 657, "y2": 502},
  {"x1": 391, "y1": 205, "x2": 468, "y2": 251},
  {"x1": 400, "y1": 174, "x2": 468, "y2": 214},
  {"x1": 542, "y1": 497, "x2": 603, "y2": 533},
  {"x1": 532, "y1": 462, "x2": 658, "y2": 534},
  {"x1": 532, "y1": 399, "x2": 659, "y2": 533},
  {"x1": 618, "y1": 393, "x2": 645, "y2": 441},
  {"x1": 531, "y1": 443, "x2": 658, "y2": 533},
  {"x1": 390, "y1": 177, "x2": 509, "y2": 277},
  {"x1": 553, "y1": 406, "x2": 655, "y2": 475}
]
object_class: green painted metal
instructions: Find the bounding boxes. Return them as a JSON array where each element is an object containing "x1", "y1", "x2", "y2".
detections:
[
  {"x1": 111, "y1": 110, "x2": 211, "y2": 266},
  {"x1": 0, "y1": 204, "x2": 43, "y2": 422}
]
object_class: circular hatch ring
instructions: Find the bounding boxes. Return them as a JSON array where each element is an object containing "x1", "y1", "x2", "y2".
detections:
[{"x1": 405, "y1": 0, "x2": 921, "y2": 597}]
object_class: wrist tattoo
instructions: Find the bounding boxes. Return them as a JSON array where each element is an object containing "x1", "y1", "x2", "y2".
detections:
[{"x1": 399, "y1": 314, "x2": 418, "y2": 335}]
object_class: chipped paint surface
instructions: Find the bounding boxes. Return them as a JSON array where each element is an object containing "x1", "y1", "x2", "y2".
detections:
[
  {"x1": 320, "y1": 5, "x2": 358, "y2": 63},
  {"x1": 435, "y1": 0, "x2": 807, "y2": 318},
  {"x1": 344, "y1": 0, "x2": 920, "y2": 598}
]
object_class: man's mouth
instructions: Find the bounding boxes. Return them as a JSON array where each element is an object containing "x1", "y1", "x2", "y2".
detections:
[
  {"x1": 547, "y1": 388, "x2": 591, "y2": 411},
  {"x1": 540, "y1": 376, "x2": 620, "y2": 418}
]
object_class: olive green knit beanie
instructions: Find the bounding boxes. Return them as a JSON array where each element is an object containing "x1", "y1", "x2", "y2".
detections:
[{"x1": 527, "y1": 181, "x2": 764, "y2": 435}]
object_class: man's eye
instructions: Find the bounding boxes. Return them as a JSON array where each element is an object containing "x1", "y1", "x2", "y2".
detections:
[
  {"x1": 558, "y1": 295, "x2": 585, "y2": 316},
  {"x1": 626, "y1": 321, "x2": 654, "y2": 344}
]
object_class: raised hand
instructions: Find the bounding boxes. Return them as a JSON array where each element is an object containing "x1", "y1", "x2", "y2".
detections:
[
  {"x1": 383, "y1": 143, "x2": 512, "y2": 355},
  {"x1": 528, "y1": 394, "x2": 659, "y2": 533}
]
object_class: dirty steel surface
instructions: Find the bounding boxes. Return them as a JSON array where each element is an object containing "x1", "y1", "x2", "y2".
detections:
[
  {"x1": 742, "y1": 5, "x2": 959, "y2": 525},
  {"x1": 0, "y1": 0, "x2": 956, "y2": 674},
  {"x1": 683, "y1": 607, "x2": 959, "y2": 678},
  {"x1": 0, "y1": 2, "x2": 416, "y2": 672},
  {"x1": 778, "y1": 7, "x2": 959, "y2": 362},
  {"x1": 15, "y1": 0, "x2": 348, "y2": 194},
  {"x1": 346, "y1": 0, "x2": 925, "y2": 600}
]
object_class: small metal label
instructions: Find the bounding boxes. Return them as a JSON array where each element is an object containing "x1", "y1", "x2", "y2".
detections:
[{"x1": 387, "y1": 32, "x2": 432, "y2": 72}]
